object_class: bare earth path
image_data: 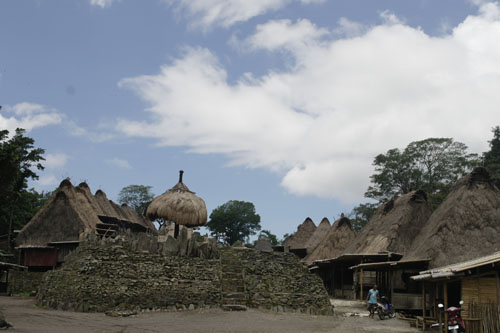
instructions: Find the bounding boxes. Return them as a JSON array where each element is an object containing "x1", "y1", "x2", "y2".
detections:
[{"x1": 1, "y1": 297, "x2": 418, "y2": 333}]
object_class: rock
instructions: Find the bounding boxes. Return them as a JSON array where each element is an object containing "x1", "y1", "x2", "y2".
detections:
[{"x1": 0, "y1": 311, "x2": 12, "y2": 329}]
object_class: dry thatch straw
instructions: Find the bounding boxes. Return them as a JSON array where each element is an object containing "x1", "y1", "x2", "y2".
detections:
[
  {"x1": 304, "y1": 216, "x2": 357, "y2": 264},
  {"x1": 146, "y1": 170, "x2": 207, "y2": 227},
  {"x1": 343, "y1": 190, "x2": 432, "y2": 256},
  {"x1": 304, "y1": 217, "x2": 331, "y2": 254},
  {"x1": 404, "y1": 167, "x2": 500, "y2": 268},
  {"x1": 284, "y1": 217, "x2": 316, "y2": 250},
  {"x1": 16, "y1": 179, "x2": 156, "y2": 247}
]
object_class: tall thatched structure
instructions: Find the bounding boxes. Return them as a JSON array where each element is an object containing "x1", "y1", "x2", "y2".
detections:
[
  {"x1": 283, "y1": 217, "x2": 316, "y2": 250},
  {"x1": 343, "y1": 190, "x2": 432, "y2": 256},
  {"x1": 404, "y1": 167, "x2": 500, "y2": 268},
  {"x1": 304, "y1": 217, "x2": 331, "y2": 254},
  {"x1": 16, "y1": 179, "x2": 155, "y2": 248},
  {"x1": 146, "y1": 171, "x2": 207, "y2": 238},
  {"x1": 304, "y1": 216, "x2": 357, "y2": 265}
]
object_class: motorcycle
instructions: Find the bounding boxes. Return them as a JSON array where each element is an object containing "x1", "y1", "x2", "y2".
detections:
[
  {"x1": 375, "y1": 296, "x2": 396, "y2": 320},
  {"x1": 438, "y1": 300, "x2": 466, "y2": 333}
]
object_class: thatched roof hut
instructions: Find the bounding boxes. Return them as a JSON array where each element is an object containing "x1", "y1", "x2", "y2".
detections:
[
  {"x1": 16, "y1": 179, "x2": 155, "y2": 247},
  {"x1": 304, "y1": 217, "x2": 331, "y2": 254},
  {"x1": 343, "y1": 190, "x2": 432, "y2": 256},
  {"x1": 304, "y1": 216, "x2": 357, "y2": 265},
  {"x1": 404, "y1": 167, "x2": 500, "y2": 268},
  {"x1": 146, "y1": 170, "x2": 207, "y2": 228},
  {"x1": 283, "y1": 217, "x2": 316, "y2": 250}
]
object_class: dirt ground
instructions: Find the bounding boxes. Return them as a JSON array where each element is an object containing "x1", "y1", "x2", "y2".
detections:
[{"x1": 1, "y1": 296, "x2": 419, "y2": 333}]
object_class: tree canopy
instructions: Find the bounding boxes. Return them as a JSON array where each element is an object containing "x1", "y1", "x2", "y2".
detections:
[
  {"x1": 349, "y1": 203, "x2": 377, "y2": 232},
  {"x1": 365, "y1": 137, "x2": 479, "y2": 209},
  {"x1": 0, "y1": 128, "x2": 46, "y2": 246},
  {"x1": 483, "y1": 126, "x2": 500, "y2": 186},
  {"x1": 118, "y1": 185, "x2": 154, "y2": 216},
  {"x1": 206, "y1": 200, "x2": 261, "y2": 245}
]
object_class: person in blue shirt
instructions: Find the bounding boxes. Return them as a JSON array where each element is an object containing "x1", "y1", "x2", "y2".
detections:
[{"x1": 366, "y1": 284, "x2": 379, "y2": 318}]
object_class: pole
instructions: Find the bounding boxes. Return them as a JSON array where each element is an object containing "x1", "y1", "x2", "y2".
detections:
[
  {"x1": 360, "y1": 268, "x2": 364, "y2": 300},
  {"x1": 422, "y1": 281, "x2": 426, "y2": 317},
  {"x1": 444, "y1": 282, "x2": 448, "y2": 331}
]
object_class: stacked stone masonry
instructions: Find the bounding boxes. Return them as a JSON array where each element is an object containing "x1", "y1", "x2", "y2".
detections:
[{"x1": 37, "y1": 242, "x2": 332, "y2": 315}]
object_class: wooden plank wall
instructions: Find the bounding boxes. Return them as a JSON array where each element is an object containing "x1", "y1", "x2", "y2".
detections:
[{"x1": 462, "y1": 277, "x2": 498, "y2": 318}]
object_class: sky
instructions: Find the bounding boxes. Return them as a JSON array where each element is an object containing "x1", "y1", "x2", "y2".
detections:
[{"x1": 1, "y1": 0, "x2": 500, "y2": 239}]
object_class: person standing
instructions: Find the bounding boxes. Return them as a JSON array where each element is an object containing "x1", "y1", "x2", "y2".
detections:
[{"x1": 366, "y1": 284, "x2": 379, "y2": 318}]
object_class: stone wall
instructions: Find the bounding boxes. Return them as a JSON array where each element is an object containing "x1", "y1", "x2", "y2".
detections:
[
  {"x1": 8, "y1": 270, "x2": 45, "y2": 295},
  {"x1": 36, "y1": 242, "x2": 332, "y2": 315},
  {"x1": 235, "y1": 248, "x2": 332, "y2": 315}
]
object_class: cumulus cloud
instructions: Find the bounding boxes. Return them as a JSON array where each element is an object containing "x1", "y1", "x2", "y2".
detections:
[
  {"x1": 89, "y1": 0, "x2": 120, "y2": 8},
  {"x1": 36, "y1": 174, "x2": 59, "y2": 187},
  {"x1": 106, "y1": 158, "x2": 132, "y2": 169},
  {"x1": 164, "y1": 0, "x2": 324, "y2": 29},
  {"x1": 44, "y1": 153, "x2": 69, "y2": 169},
  {"x1": 0, "y1": 102, "x2": 63, "y2": 134},
  {"x1": 118, "y1": 3, "x2": 500, "y2": 203}
]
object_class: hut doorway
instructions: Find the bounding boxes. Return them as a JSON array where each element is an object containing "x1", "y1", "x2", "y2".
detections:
[{"x1": 447, "y1": 280, "x2": 461, "y2": 307}]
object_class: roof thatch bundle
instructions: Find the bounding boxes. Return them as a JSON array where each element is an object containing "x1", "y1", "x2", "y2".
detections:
[
  {"x1": 283, "y1": 217, "x2": 316, "y2": 249},
  {"x1": 16, "y1": 179, "x2": 155, "y2": 247},
  {"x1": 343, "y1": 190, "x2": 432, "y2": 256},
  {"x1": 304, "y1": 216, "x2": 357, "y2": 264},
  {"x1": 304, "y1": 217, "x2": 331, "y2": 254},
  {"x1": 146, "y1": 171, "x2": 207, "y2": 227},
  {"x1": 404, "y1": 167, "x2": 500, "y2": 268}
]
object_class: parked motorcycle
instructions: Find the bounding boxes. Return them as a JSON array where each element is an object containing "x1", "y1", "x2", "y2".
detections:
[
  {"x1": 438, "y1": 300, "x2": 466, "y2": 333},
  {"x1": 376, "y1": 296, "x2": 396, "y2": 320}
]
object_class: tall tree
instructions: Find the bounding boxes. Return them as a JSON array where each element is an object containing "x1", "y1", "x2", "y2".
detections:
[
  {"x1": 349, "y1": 203, "x2": 377, "y2": 232},
  {"x1": 0, "y1": 128, "x2": 45, "y2": 248},
  {"x1": 365, "y1": 138, "x2": 478, "y2": 209},
  {"x1": 118, "y1": 185, "x2": 154, "y2": 216},
  {"x1": 206, "y1": 200, "x2": 261, "y2": 245},
  {"x1": 483, "y1": 126, "x2": 500, "y2": 186}
]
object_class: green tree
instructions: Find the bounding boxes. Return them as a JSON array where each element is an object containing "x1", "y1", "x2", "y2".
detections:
[
  {"x1": 0, "y1": 128, "x2": 45, "y2": 248},
  {"x1": 483, "y1": 126, "x2": 500, "y2": 186},
  {"x1": 349, "y1": 203, "x2": 377, "y2": 232},
  {"x1": 365, "y1": 138, "x2": 479, "y2": 209},
  {"x1": 206, "y1": 200, "x2": 261, "y2": 245},
  {"x1": 258, "y1": 229, "x2": 279, "y2": 246},
  {"x1": 118, "y1": 185, "x2": 154, "y2": 216}
]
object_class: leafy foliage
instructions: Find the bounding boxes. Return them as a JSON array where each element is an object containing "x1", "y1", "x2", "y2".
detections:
[
  {"x1": 258, "y1": 229, "x2": 279, "y2": 246},
  {"x1": 483, "y1": 126, "x2": 500, "y2": 187},
  {"x1": 349, "y1": 203, "x2": 377, "y2": 232},
  {"x1": 118, "y1": 185, "x2": 154, "y2": 216},
  {"x1": 365, "y1": 138, "x2": 479, "y2": 209},
  {"x1": 206, "y1": 200, "x2": 261, "y2": 245},
  {"x1": 0, "y1": 128, "x2": 46, "y2": 243}
]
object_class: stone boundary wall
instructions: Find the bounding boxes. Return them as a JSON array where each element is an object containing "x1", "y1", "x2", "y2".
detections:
[
  {"x1": 236, "y1": 249, "x2": 332, "y2": 315},
  {"x1": 37, "y1": 243, "x2": 332, "y2": 315},
  {"x1": 8, "y1": 271, "x2": 45, "y2": 295}
]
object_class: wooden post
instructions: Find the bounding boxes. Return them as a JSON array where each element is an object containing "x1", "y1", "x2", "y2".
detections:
[
  {"x1": 495, "y1": 268, "x2": 500, "y2": 304},
  {"x1": 332, "y1": 264, "x2": 336, "y2": 296},
  {"x1": 340, "y1": 263, "x2": 344, "y2": 298},
  {"x1": 360, "y1": 268, "x2": 364, "y2": 300},
  {"x1": 422, "y1": 282, "x2": 426, "y2": 317},
  {"x1": 444, "y1": 282, "x2": 448, "y2": 331},
  {"x1": 390, "y1": 270, "x2": 394, "y2": 304}
]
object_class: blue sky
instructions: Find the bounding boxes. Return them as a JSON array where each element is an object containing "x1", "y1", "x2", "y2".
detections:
[{"x1": 2, "y1": 0, "x2": 500, "y2": 239}]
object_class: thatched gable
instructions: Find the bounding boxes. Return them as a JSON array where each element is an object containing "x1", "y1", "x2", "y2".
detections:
[
  {"x1": 284, "y1": 217, "x2": 316, "y2": 249},
  {"x1": 404, "y1": 167, "x2": 500, "y2": 268},
  {"x1": 304, "y1": 217, "x2": 331, "y2": 253},
  {"x1": 16, "y1": 179, "x2": 155, "y2": 247},
  {"x1": 343, "y1": 190, "x2": 432, "y2": 256},
  {"x1": 304, "y1": 216, "x2": 357, "y2": 264}
]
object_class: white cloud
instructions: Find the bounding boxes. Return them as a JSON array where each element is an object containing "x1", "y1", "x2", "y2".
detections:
[
  {"x1": 164, "y1": 0, "x2": 324, "y2": 29},
  {"x1": 44, "y1": 153, "x2": 69, "y2": 169},
  {"x1": 37, "y1": 174, "x2": 59, "y2": 187},
  {"x1": 1, "y1": 102, "x2": 63, "y2": 134},
  {"x1": 65, "y1": 120, "x2": 115, "y2": 143},
  {"x1": 89, "y1": 0, "x2": 120, "y2": 8},
  {"x1": 106, "y1": 158, "x2": 132, "y2": 169},
  {"x1": 118, "y1": 4, "x2": 500, "y2": 203}
]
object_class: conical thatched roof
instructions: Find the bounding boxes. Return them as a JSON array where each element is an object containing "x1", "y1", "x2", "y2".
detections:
[
  {"x1": 146, "y1": 170, "x2": 207, "y2": 227},
  {"x1": 343, "y1": 190, "x2": 432, "y2": 256},
  {"x1": 304, "y1": 216, "x2": 357, "y2": 264},
  {"x1": 16, "y1": 179, "x2": 155, "y2": 247},
  {"x1": 284, "y1": 217, "x2": 316, "y2": 249},
  {"x1": 304, "y1": 217, "x2": 331, "y2": 254},
  {"x1": 404, "y1": 167, "x2": 500, "y2": 268}
]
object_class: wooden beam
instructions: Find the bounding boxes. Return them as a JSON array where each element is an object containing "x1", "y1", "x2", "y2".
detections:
[
  {"x1": 444, "y1": 282, "x2": 448, "y2": 330},
  {"x1": 360, "y1": 268, "x2": 364, "y2": 300},
  {"x1": 390, "y1": 270, "x2": 394, "y2": 304},
  {"x1": 422, "y1": 282, "x2": 426, "y2": 317}
]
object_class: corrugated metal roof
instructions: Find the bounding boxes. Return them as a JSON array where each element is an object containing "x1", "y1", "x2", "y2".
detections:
[{"x1": 411, "y1": 250, "x2": 500, "y2": 281}]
